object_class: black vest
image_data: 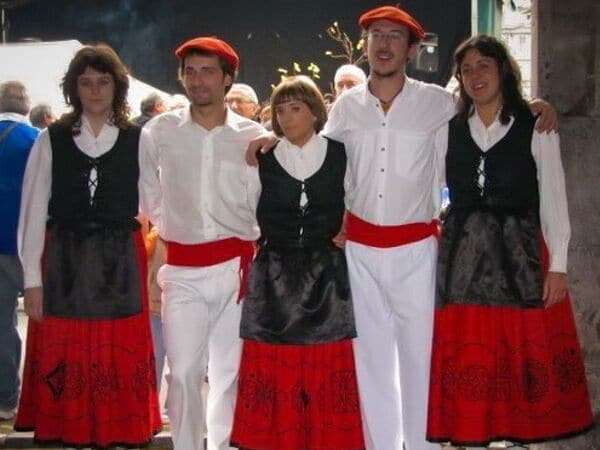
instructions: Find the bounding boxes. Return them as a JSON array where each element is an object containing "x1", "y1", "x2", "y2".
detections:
[
  {"x1": 446, "y1": 107, "x2": 539, "y2": 213},
  {"x1": 256, "y1": 138, "x2": 346, "y2": 247},
  {"x1": 48, "y1": 123, "x2": 141, "y2": 228}
]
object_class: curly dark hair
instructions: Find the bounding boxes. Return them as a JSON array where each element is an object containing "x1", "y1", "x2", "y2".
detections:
[
  {"x1": 58, "y1": 44, "x2": 131, "y2": 129},
  {"x1": 453, "y1": 34, "x2": 529, "y2": 125}
]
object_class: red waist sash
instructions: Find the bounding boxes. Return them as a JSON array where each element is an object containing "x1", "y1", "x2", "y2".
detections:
[
  {"x1": 166, "y1": 238, "x2": 255, "y2": 301},
  {"x1": 346, "y1": 212, "x2": 439, "y2": 248}
]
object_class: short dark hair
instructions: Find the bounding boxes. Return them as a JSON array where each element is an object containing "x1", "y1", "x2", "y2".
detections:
[
  {"x1": 270, "y1": 75, "x2": 328, "y2": 137},
  {"x1": 0, "y1": 80, "x2": 30, "y2": 115},
  {"x1": 177, "y1": 49, "x2": 237, "y2": 94},
  {"x1": 453, "y1": 34, "x2": 529, "y2": 125},
  {"x1": 59, "y1": 44, "x2": 131, "y2": 129}
]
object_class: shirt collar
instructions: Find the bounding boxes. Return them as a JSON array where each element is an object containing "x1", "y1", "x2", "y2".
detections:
[
  {"x1": 362, "y1": 75, "x2": 414, "y2": 106},
  {"x1": 0, "y1": 112, "x2": 29, "y2": 124},
  {"x1": 468, "y1": 106, "x2": 513, "y2": 131},
  {"x1": 177, "y1": 105, "x2": 243, "y2": 131},
  {"x1": 80, "y1": 114, "x2": 117, "y2": 135},
  {"x1": 281, "y1": 132, "x2": 322, "y2": 151}
]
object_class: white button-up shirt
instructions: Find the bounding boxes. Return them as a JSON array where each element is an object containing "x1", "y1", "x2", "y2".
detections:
[
  {"x1": 18, "y1": 116, "x2": 127, "y2": 288},
  {"x1": 465, "y1": 111, "x2": 570, "y2": 273},
  {"x1": 324, "y1": 77, "x2": 456, "y2": 226},
  {"x1": 139, "y1": 107, "x2": 264, "y2": 244}
]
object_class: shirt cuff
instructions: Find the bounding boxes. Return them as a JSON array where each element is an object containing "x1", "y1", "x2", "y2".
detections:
[
  {"x1": 23, "y1": 269, "x2": 42, "y2": 290},
  {"x1": 548, "y1": 240, "x2": 568, "y2": 273}
]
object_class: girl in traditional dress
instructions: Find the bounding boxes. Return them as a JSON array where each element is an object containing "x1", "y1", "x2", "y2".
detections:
[
  {"x1": 15, "y1": 44, "x2": 161, "y2": 448},
  {"x1": 230, "y1": 76, "x2": 364, "y2": 450},
  {"x1": 427, "y1": 35, "x2": 594, "y2": 447}
]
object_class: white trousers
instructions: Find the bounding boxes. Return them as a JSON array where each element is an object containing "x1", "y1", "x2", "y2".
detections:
[
  {"x1": 158, "y1": 259, "x2": 243, "y2": 450},
  {"x1": 346, "y1": 237, "x2": 439, "y2": 450}
]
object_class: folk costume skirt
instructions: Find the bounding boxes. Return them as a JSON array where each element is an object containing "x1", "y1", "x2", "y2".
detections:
[
  {"x1": 14, "y1": 229, "x2": 161, "y2": 448},
  {"x1": 427, "y1": 210, "x2": 593, "y2": 446},
  {"x1": 231, "y1": 244, "x2": 364, "y2": 450}
]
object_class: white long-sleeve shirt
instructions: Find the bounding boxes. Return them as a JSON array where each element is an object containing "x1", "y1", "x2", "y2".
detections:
[
  {"x1": 139, "y1": 107, "x2": 264, "y2": 245},
  {"x1": 324, "y1": 77, "x2": 456, "y2": 226},
  {"x1": 18, "y1": 116, "x2": 132, "y2": 289},
  {"x1": 463, "y1": 111, "x2": 570, "y2": 273}
]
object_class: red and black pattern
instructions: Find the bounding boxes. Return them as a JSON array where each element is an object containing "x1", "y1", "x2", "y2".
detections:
[
  {"x1": 231, "y1": 339, "x2": 365, "y2": 450},
  {"x1": 427, "y1": 298, "x2": 594, "y2": 446},
  {"x1": 15, "y1": 232, "x2": 161, "y2": 448}
]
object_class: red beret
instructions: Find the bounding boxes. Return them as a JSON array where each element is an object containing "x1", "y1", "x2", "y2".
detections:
[
  {"x1": 359, "y1": 5, "x2": 425, "y2": 41},
  {"x1": 175, "y1": 36, "x2": 240, "y2": 71}
]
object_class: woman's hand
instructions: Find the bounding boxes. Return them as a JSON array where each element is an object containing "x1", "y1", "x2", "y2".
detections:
[
  {"x1": 543, "y1": 272, "x2": 568, "y2": 307},
  {"x1": 245, "y1": 132, "x2": 279, "y2": 166},
  {"x1": 24, "y1": 286, "x2": 44, "y2": 322}
]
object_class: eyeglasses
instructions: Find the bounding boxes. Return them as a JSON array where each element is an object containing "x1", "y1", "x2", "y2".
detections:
[{"x1": 367, "y1": 30, "x2": 407, "y2": 42}]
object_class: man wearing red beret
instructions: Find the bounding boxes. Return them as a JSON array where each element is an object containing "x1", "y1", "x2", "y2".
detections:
[
  {"x1": 323, "y1": 5, "x2": 557, "y2": 450},
  {"x1": 139, "y1": 36, "x2": 264, "y2": 450}
]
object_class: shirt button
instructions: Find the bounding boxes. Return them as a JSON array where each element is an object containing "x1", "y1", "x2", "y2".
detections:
[
  {"x1": 381, "y1": 147, "x2": 385, "y2": 152},
  {"x1": 380, "y1": 168, "x2": 385, "y2": 172},
  {"x1": 382, "y1": 122, "x2": 386, "y2": 127},
  {"x1": 378, "y1": 194, "x2": 383, "y2": 198}
]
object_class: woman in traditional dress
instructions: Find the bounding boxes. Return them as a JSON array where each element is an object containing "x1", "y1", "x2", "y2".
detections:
[
  {"x1": 230, "y1": 76, "x2": 364, "y2": 450},
  {"x1": 15, "y1": 44, "x2": 161, "y2": 448},
  {"x1": 427, "y1": 35, "x2": 594, "y2": 447}
]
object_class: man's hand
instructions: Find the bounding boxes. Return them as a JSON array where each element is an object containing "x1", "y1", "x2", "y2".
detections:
[
  {"x1": 543, "y1": 272, "x2": 568, "y2": 307},
  {"x1": 24, "y1": 287, "x2": 44, "y2": 322},
  {"x1": 331, "y1": 211, "x2": 348, "y2": 249},
  {"x1": 245, "y1": 132, "x2": 279, "y2": 166},
  {"x1": 529, "y1": 98, "x2": 558, "y2": 133}
]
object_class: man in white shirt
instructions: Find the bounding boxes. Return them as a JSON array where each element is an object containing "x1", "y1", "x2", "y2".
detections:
[
  {"x1": 323, "y1": 7, "x2": 453, "y2": 450},
  {"x1": 138, "y1": 36, "x2": 264, "y2": 450},
  {"x1": 323, "y1": 6, "x2": 556, "y2": 450}
]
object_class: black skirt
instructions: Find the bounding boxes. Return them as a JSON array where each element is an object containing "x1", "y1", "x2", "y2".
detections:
[
  {"x1": 43, "y1": 223, "x2": 143, "y2": 320},
  {"x1": 437, "y1": 207, "x2": 543, "y2": 309},
  {"x1": 240, "y1": 243, "x2": 356, "y2": 345}
]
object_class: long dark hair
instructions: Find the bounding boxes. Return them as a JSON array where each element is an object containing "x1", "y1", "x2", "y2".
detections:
[
  {"x1": 453, "y1": 34, "x2": 528, "y2": 124},
  {"x1": 58, "y1": 44, "x2": 131, "y2": 129}
]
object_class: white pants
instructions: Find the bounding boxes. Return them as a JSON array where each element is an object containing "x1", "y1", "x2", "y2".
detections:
[
  {"x1": 346, "y1": 237, "x2": 438, "y2": 450},
  {"x1": 158, "y1": 259, "x2": 243, "y2": 450}
]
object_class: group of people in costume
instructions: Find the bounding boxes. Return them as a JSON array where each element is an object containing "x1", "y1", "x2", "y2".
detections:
[{"x1": 11, "y1": 4, "x2": 593, "y2": 450}]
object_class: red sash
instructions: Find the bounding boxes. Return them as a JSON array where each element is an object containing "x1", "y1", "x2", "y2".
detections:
[
  {"x1": 166, "y1": 238, "x2": 255, "y2": 301},
  {"x1": 346, "y1": 212, "x2": 439, "y2": 248}
]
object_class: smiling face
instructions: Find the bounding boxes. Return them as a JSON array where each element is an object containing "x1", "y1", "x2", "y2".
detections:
[
  {"x1": 459, "y1": 48, "x2": 503, "y2": 111},
  {"x1": 274, "y1": 98, "x2": 316, "y2": 147},
  {"x1": 365, "y1": 19, "x2": 418, "y2": 79},
  {"x1": 77, "y1": 66, "x2": 115, "y2": 119},
  {"x1": 181, "y1": 53, "x2": 232, "y2": 108}
]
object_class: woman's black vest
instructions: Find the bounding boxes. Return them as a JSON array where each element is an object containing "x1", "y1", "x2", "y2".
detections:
[
  {"x1": 446, "y1": 107, "x2": 539, "y2": 213},
  {"x1": 47, "y1": 122, "x2": 141, "y2": 228},
  {"x1": 256, "y1": 138, "x2": 346, "y2": 247}
]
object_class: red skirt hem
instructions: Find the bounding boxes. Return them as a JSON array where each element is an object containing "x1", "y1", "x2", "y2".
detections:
[
  {"x1": 427, "y1": 299, "x2": 593, "y2": 445},
  {"x1": 231, "y1": 339, "x2": 365, "y2": 450}
]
